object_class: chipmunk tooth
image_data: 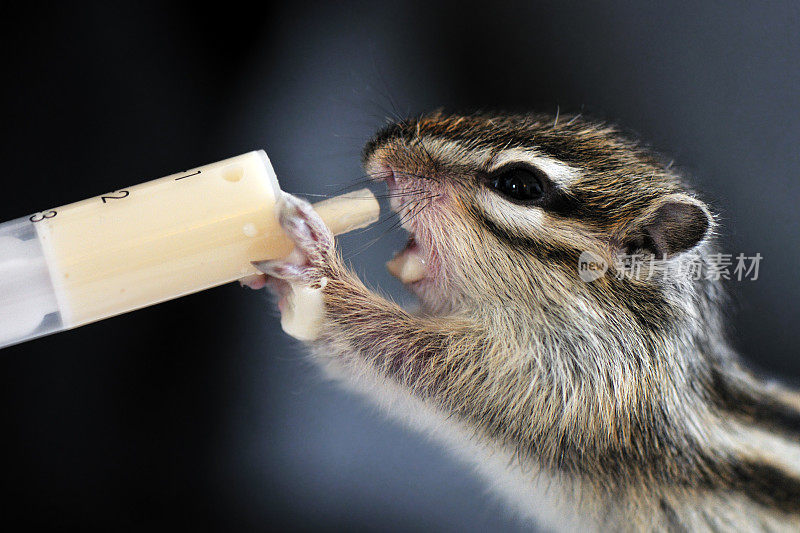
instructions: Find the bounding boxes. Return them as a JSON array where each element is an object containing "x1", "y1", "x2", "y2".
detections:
[{"x1": 386, "y1": 247, "x2": 427, "y2": 284}]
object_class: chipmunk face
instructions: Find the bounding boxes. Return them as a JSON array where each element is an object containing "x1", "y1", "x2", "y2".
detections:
[{"x1": 363, "y1": 111, "x2": 714, "y2": 321}]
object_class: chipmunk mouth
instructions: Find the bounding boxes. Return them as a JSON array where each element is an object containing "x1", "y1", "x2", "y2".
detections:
[{"x1": 371, "y1": 165, "x2": 434, "y2": 287}]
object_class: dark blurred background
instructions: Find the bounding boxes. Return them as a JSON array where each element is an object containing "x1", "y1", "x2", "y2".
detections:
[{"x1": 0, "y1": 2, "x2": 798, "y2": 531}]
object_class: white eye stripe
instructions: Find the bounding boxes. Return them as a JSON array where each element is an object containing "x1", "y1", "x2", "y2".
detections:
[
  {"x1": 476, "y1": 188, "x2": 546, "y2": 236},
  {"x1": 489, "y1": 148, "x2": 581, "y2": 188}
]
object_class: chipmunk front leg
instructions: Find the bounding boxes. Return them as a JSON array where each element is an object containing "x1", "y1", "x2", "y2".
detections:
[{"x1": 253, "y1": 193, "x2": 483, "y2": 386}]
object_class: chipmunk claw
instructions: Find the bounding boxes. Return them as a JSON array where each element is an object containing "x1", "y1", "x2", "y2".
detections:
[
  {"x1": 252, "y1": 259, "x2": 300, "y2": 279},
  {"x1": 277, "y1": 193, "x2": 334, "y2": 259},
  {"x1": 251, "y1": 193, "x2": 335, "y2": 289}
]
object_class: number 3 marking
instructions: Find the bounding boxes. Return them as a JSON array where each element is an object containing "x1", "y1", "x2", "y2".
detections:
[{"x1": 30, "y1": 210, "x2": 57, "y2": 223}]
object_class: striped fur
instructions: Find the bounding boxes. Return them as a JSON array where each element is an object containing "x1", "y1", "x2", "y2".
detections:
[{"x1": 287, "y1": 112, "x2": 800, "y2": 531}]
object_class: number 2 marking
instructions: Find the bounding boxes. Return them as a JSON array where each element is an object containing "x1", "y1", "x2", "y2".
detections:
[{"x1": 101, "y1": 190, "x2": 130, "y2": 203}]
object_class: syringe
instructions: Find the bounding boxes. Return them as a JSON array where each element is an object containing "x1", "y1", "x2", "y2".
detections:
[{"x1": 0, "y1": 151, "x2": 379, "y2": 349}]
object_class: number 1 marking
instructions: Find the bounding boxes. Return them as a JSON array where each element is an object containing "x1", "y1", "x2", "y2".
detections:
[{"x1": 175, "y1": 170, "x2": 201, "y2": 181}]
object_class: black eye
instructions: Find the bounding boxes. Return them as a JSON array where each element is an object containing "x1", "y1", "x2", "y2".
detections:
[{"x1": 488, "y1": 166, "x2": 545, "y2": 203}]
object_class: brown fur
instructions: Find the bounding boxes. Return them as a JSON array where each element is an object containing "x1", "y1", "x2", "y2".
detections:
[{"x1": 263, "y1": 112, "x2": 800, "y2": 531}]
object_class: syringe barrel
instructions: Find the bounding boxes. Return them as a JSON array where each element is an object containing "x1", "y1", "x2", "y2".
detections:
[
  {"x1": 0, "y1": 216, "x2": 63, "y2": 346},
  {"x1": 0, "y1": 151, "x2": 379, "y2": 349}
]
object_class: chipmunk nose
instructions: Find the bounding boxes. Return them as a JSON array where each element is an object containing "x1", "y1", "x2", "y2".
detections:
[
  {"x1": 369, "y1": 164, "x2": 396, "y2": 189},
  {"x1": 384, "y1": 167, "x2": 397, "y2": 190}
]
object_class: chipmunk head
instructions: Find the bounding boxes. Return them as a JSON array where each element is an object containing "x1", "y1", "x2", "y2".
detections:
[{"x1": 363, "y1": 111, "x2": 716, "y2": 332}]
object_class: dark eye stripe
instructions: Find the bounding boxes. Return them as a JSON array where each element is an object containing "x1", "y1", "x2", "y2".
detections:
[{"x1": 464, "y1": 202, "x2": 582, "y2": 264}]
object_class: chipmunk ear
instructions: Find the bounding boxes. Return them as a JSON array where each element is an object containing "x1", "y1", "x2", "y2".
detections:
[{"x1": 623, "y1": 194, "x2": 713, "y2": 258}]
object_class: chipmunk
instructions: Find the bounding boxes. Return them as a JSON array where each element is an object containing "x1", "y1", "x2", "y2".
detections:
[{"x1": 251, "y1": 111, "x2": 800, "y2": 531}]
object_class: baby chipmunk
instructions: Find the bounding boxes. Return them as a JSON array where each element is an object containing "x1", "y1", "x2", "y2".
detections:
[{"x1": 252, "y1": 111, "x2": 800, "y2": 531}]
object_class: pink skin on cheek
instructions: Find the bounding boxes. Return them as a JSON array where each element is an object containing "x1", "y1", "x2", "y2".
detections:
[{"x1": 382, "y1": 168, "x2": 454, "y2": 308}]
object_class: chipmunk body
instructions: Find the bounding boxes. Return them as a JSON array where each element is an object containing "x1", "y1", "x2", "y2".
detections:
[{"x1": 255, "y1": 111, "x2": 800, "y2": 531}]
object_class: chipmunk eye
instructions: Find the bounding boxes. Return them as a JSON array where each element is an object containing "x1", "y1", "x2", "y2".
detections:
[{"x1": 488, "y1": 166, "x2": 545, "y2": 203}]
